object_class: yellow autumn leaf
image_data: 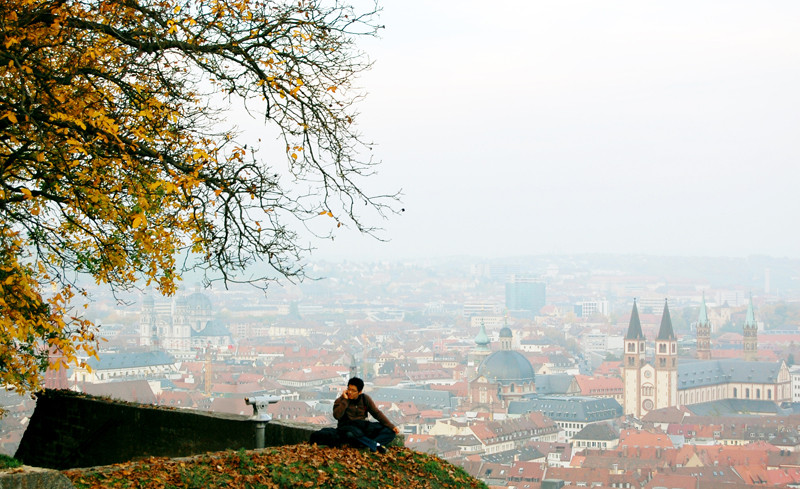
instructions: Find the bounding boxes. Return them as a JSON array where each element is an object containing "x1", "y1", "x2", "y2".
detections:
[{"x1": 20, "y1": 188, "x2": 32, "y2": 199}]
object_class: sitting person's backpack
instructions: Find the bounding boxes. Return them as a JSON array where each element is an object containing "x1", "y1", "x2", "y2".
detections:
[{"x1": 309, "y1": 427, "x2": 344, "y2": 447}]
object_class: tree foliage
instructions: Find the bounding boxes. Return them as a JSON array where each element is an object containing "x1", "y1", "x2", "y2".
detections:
[{"x1": 0, "y1": 0, "x2": 391, "y2": 395}]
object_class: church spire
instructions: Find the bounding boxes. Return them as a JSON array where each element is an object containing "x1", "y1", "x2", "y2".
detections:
[
  {"x1": 698, "y1": 292, "x2": 709, "y2": 324},
  {"x1": 654, "y1": 299, "x2": 678, "y2": 412},
  {"x1": 696, "y1": 292, "x2": 712, "y2": 360},
  {"x1": 743, "y1": 292, "x2": 758, "y2": 361},
  {"x1": 623, "y1": 299, "x2": 647, "y2": 418},
  {"x1": 745, "y1": 293, "x2": 756, "y2": 326},
  {"x1": 625, "y1": 299, "x2": 645, "y2": 340},
  {"x1": 657, "y1": 299, "x2": 676, "y2": 341}
]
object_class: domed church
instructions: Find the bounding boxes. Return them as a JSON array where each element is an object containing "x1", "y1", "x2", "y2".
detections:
[{"x1": 467, "y1": 324, "x2": 536, "y2": 411}]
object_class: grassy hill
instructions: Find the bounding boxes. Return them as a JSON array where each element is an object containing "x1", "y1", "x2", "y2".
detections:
[{"x1": 63, "y1": 443, "x2": 488, "y2": 488}]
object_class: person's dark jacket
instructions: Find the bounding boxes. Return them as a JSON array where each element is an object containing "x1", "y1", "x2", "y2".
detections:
[{"x1": 333, "y1": 393, "x2": 395, "y2": 429}]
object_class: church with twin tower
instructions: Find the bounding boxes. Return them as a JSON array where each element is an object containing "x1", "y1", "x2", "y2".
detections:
[
  {"x1": 623, "y1": 299, "x2": 678, "y2": 419},
  {"x1": 622, "y1": 294, "x2": 781, "y2": 419}
]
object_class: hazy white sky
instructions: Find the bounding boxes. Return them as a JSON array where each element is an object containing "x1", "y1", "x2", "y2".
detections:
[{"x1": 314, "y1": 1, "x2": 800, "y2": 260}]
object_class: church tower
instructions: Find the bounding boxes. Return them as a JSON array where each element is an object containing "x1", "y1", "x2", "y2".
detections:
[
  {"x1": 498, "y1": 323, "x2": 513, "y2": 351},
  {"x1": 696, "y1": 293, "x2": 712, "y2": 360},
  {"x1": 623, "y1": 300, "x2": 646, "y2": 417},
  {"x1": 349, "y1": 354, "x2": 358, "y2": 379},
  {"x1": 743, "y1": 293, "x2": 758, "y2": 361},
  {"x1": 467, "y1": 319, "x2": 492, "y2": 379},
  {"x1": 654, "y1": 300, "x2": 678, "y2": 410},
  {"x1": 140, "y1": 294, "x2": 156, "y2": 347}
]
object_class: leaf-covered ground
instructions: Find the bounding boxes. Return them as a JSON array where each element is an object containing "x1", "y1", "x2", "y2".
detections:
[{"x1": 63, "y1": 444, "x2": 488, "y2": 489}]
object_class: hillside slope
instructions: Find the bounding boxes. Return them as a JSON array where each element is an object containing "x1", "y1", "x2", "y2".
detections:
[{"x1": 63, "y1": 443, "x2": 488, "y2": 488}]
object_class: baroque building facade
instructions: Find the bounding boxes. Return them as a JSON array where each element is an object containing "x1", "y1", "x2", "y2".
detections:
[{"x1": 467, "y1": 325, "x2": 536, "y2": 411}]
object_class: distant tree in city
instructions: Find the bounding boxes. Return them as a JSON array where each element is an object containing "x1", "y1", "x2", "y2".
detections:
[
  {"x1": 758, "y1": 302, "x2": 800, "y2": 330},
  {"x1": 0, "y1": 0, "x2": 392, "y2": 397}
]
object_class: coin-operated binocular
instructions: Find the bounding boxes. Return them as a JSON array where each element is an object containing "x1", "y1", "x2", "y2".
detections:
[{"x1": 245, "y1": 395, "x2": 281, "y2": 421}]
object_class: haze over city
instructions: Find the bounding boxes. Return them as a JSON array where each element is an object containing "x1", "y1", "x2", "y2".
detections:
[
  {"x1": 314, "y1": 0, "x2": 800, "y2": 261},
  {"x1": 5, "y1": 1, "x2": 800, "y2": 487}
]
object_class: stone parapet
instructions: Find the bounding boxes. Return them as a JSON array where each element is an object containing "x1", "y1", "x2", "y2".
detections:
[
  {"x1": 15, "y1": 389, "x2": 316, "y2": 470},
  {"x1": 0, "y1": 466, "x2": 74, "y2": 489}
]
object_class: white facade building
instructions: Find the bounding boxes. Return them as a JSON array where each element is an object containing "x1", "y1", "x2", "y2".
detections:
[{"x1": 791, "y1": 365, "x2": 800, "y2": 403}]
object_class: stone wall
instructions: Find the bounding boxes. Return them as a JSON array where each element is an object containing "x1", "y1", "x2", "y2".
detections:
[{"x1": 14, "y1": 389, "x2": 316, "y2": 470}]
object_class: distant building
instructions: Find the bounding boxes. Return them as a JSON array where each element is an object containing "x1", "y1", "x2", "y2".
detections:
[
  {"x1": 70, "y1": 351, "x2": 178, "y2": 384},
  {"x1": 370, "y1": 387, "x2": 457, "y2": 410},
  {"x1": 463, "y1": 302, "x2": 502, "y2": 317},
  {"x1": 505, "y1": 276, "x2": 546, "y2": 316},
  {"x1": 574, "y1": 300, "x2": 609, "y2": 318},
  {"x1": 508, "y1": 396, "x2": 623, "y2": 441},
  {"x1": 623, "y1": 298, "x2": 790, "y2": 417},
  {"x1": 571, "y1": 423, "x2": 620, "y2": 450},
  {"x1": 635, "y1": 298, "x2": 667, "y2": 315},
  {"x1": 534, "y1": 374, "x2": 580, "y2": 396},
  {"x1": 581, "y1": 330, "x2": 614, "y2": 354},
  {"x1": 574, "y1": 375, "x2": 624, "y2": 402},
  {"x1": 677, "y1": 359, "x2": 791, "y2": 405},
  {"x1": 743, "y1": 294, "x2": 758, "y2": 362},
  {"x1": 468, "y1": 326, "x2": 536, "y2": 410},
  {"x1": 791, "y1": 365, "x2": 800, "y2": 403},
  {"x1": 695, "y1": 293, "x2": 712, "y2": 360},
  {"x1": 622, "y1": 300, "x2": 678, "y2": 419},
  {"x1": 469, "y1": 315, "x2": 504, "y2": 329},
  {"x1": 139, "y1": 291, "x2": 232, "y2": 357}
]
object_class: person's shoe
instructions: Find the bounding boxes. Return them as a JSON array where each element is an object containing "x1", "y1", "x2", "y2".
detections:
[{"x1": 376, "y1": 443, "x2": 387, "y2": 454}]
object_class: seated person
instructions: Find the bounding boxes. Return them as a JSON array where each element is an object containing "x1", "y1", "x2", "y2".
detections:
[{"x1": 333, "y1": 377, "x2": 399, "y2": 453}]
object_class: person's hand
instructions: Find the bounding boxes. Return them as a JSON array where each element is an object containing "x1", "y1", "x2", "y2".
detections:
[
  {"x1": 341, "y1": 388, "x2": 351, "y2": 400},
  {"x1": 393, "y1": 426, "x2": 400, "y2": 434}
]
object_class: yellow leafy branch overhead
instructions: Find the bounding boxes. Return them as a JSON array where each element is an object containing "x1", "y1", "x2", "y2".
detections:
[{"x1": 0, "y1": 0, "x2": 396, "y2": 398}]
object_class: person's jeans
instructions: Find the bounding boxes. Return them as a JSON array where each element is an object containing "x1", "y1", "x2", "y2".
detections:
[{"x1": 337, "y1": 420, "x2": 395, "y2": 450}]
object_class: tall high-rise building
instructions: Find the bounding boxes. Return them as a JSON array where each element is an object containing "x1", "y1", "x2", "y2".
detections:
[{"x1": 505, "y1": 275, "x2": 546, "y2": 315}]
